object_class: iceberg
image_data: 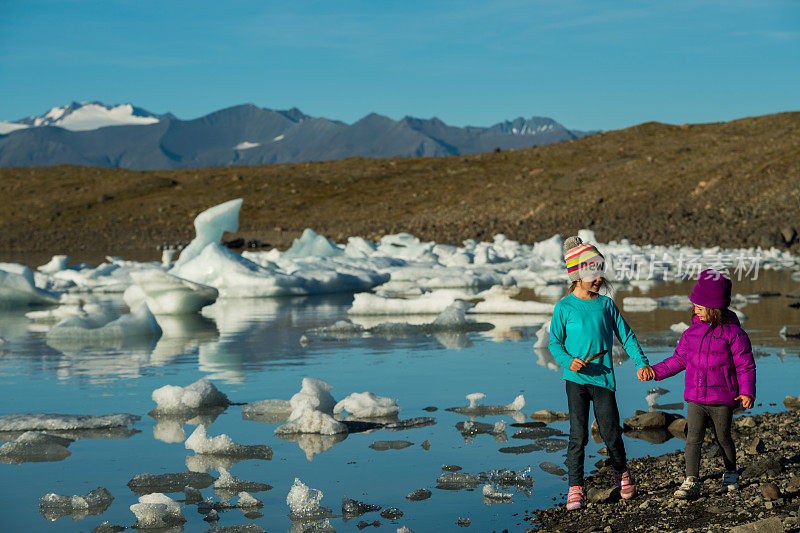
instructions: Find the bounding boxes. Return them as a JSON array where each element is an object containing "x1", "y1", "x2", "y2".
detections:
[
  {"x1": 172, "y1": 198, "x2": 243, "y2": 269},
  {"x1": 124, "y1": 270, "x2": 218, "y2": 315},
  {"x1": 185, "y1": 425, "x2": 273, "y2": 459},
  {"x1": 333, "y1": 392, "x2": 401, "y2": 419},
  {"x1": 39, "y1": 487, "x2": 113, "y2": 522},
  {"x1": 0, "y1": 431, "x2": 73, "y2": 464},
  {"x1": 46, "y1": 304, "x2": 162, "y2": 351},
  {"x1": 274, "y1": 378, "x2": 347, "y2": 435},
  {"x1": 286, "y1": 478, "x2": 333, "y2": 521},
  {"x1": 0, "y1": 412, "x2": 139, "y2": 431},
  {"x1": 129, "y1": 493, "x2": 186, "y2": 529},
  {"x1": 151, "y1": 378, "x2": 230, "y2": 415},
  {"x1": 284, "y1": 229, "x2": 344, "y2": 258},
  {"x1": 0, "y1": 263, "x2": 61, "y2": 307}
]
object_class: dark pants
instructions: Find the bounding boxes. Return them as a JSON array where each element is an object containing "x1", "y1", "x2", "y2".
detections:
[
  {"x1": 685, "y1": 402, "x2": 736, "y2": 477},
  {"x1": 566, "y1": 380, "x2": 627, "y2": 486}
]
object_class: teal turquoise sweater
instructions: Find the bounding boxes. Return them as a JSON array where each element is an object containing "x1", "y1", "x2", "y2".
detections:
[{"x1": 548, "y1": 293, "x2": 649, "y2": 391}]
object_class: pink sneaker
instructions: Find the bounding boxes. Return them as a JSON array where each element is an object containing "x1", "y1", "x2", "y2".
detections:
[
  {"x1": 614, "y1": 469, "x2": 636, "y2": 500},
  {"x1": 566, "y1": 485, "x2": 584, "y2": 510}
]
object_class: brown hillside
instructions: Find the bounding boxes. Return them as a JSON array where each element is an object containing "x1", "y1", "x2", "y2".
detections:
[{"x1": 1, "y1": 112, "x2": 799, "y2": 262}]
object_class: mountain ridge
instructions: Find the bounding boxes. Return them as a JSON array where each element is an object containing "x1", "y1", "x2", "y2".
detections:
[{"x1": 0, "y1": 102, "x2": 594, "y2": 169}]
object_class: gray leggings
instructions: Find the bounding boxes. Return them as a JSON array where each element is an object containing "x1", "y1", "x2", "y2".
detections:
[{"x1": 685, "y1": 402, "x2": 736, "y2": 477}]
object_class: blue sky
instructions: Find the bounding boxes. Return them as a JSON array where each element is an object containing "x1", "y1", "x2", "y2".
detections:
[{"x1": 0, "y1": 0, "x2": 798, "y2": 130}]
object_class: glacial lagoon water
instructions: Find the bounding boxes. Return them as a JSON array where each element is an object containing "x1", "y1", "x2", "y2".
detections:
[{"x1": 1, "y1": 270, "x2": 799, "y2": 532}]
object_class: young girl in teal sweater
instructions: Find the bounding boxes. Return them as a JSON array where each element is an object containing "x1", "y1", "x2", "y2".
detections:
[{"x1": 548, "y1": 236, "x2": 651, "y2": 510}]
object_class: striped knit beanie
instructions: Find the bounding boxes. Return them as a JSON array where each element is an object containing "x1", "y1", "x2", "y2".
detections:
[{"x1": 564, "y1": 236, "x2": 605, "y2": 282}]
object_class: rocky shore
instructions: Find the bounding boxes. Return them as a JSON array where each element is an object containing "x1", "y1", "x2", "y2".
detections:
[{"x1": 524, "y1": 399, "x2": 800, "y2": 532}]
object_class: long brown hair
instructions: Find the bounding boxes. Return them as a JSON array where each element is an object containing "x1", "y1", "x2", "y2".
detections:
[{"x1": 692, "y1": 306, "x2": 728, "y2": 328}]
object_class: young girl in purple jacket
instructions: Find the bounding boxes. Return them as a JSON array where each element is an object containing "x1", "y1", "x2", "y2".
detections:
[{"x1": 639, "y1": 269, "x2": 756, "y2": 499}]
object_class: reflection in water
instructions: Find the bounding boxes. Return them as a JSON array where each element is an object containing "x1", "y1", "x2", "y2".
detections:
[
  {"x1": 150, "y1": 410, "x2": 223, "y2": 444},
  {"x1": 276, "y1": 432, "x2": 349, "y2": 461}
]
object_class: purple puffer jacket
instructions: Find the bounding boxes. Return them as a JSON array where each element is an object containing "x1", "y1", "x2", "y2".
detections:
[{"x1": 652, "y1": 312, "x2": 755, "y2": 406}]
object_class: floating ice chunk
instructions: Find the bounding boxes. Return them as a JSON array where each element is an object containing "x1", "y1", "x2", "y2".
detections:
[
  {"x1": 482, "y1": 484, "x2": 513, "y2": 499},
  {"x1": 469, "y1": 286, "x2": 555, "y2": 315},
  {"x1": 124, "y1": 270, "x2": 218, "y2": 315},
  {"x1": 185, "y1": 425, "x2": 272, "y2": 459},
  {"x1": 0, "y1": 431, "x2": 73, "y2": 464},
  {"x1": 289, "y1": 377, "x2": 337, "y2": 415},
  {"x1": 397, "y1": 527, "x2": 414, "y2": 533},
  {"x1": 447, "y1": 393, "x2": 525, "y2": 415},
  {"x1": 46, "y1": 303, "x2": 162, "y2": 349},
  {"x1": 483, "y1": 466, "x2": 533, "y2": 488},
  {"x1": 436, "y1": 472, "x2": 481, "y2": 490},
  {"x1": 237, "y1": 491, "x2": 264, "y2": 508},
  {"x1": 213, "y1": 467, "x2": 272, "y2": 494},
  {"x1": 173, "y1": 198, "x2": 243, "y2": 269},
  {"x1": 284, "y1": 229, "x2": 344, "y2": 258},
  {"x1": 37, "y1": 255, "x2": 71, "y2": 274},
  {"x1": 286, "y1": 478, "x2": 333, "y2": 520},
  {"x1": 342, "y1": 496, "x2": 381, "y2": 517},
  {"x1": 622, "y1": 297, "x2": 659, "y2": 311},
  {"x1": 456, "y1": 420, "x2": 507, "y2": 437},
  {"x1": 129, "y1": 493, "x2": 186, "y2": 529},
  {"x1": 0, "y1": 264, "x2": 61, "y2": 307},
  {"x1": 241, "y1": 399, "x2": 294, "y2": 423},
  {"x1": 333, "y1": 392, "x2": 400, "y2": 418},
  {"x1": 466, "y1": 393, "x2": 485, "y2": 408},
  {"x1": 39, "y1": 487, "x2": 113, "y2": 521},
  {"x1": 670, "y1": 322, "x2": 690, "y2": 333},
  {"x1": 0, "y1": 412, "x2": 139, "y2": 431},
  {"x1": 127, "y1": 471, "x2": 215, "y2": 495},
  {"x1": 306, "y1": 320, "x2": 365, "y2": 339},
  {"x1": 151, "y1": 378, "x2": 230, "y2": 415},
  {"x1": 348, "y1": 289, "x2": 472, "y2": 315},
  {"x1": 383, "y1": 417, "x2": 436, "y2": 431},
  {"x1": 343, "y1": 236, "x2": 378, "y2": 258}
]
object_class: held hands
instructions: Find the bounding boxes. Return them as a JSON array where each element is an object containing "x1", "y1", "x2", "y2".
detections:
[
  {"x1": 569, "y1": 358, "x2": 588, "y2": 373},
  {"x1": 736, "y1": 395, "x2": 754, "y2": 409},
  {"x1": 637, "y1": 366, "x2": 655, "y2": 381}
]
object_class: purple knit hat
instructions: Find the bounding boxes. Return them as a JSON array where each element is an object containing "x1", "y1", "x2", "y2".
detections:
[{"x1": 689, "y1": 269, "x2": 732, "y2": 309}]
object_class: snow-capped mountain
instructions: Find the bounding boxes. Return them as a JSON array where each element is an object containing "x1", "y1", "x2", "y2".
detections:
[
  {"x1": 0, "y1": 102, "x2": 596, "y2": 169},
  {"x1": 0, "y1": 102, "x2": 162, "y2": 133}
]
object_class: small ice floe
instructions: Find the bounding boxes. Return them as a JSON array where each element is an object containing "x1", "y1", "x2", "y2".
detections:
[
  {"x1": 436, "y1": 472, "x2": 481, "y2": 490},
  {"x1": 39, "y1": 487, "x2": 113, "y2": 521},
  {"x1": 307, "y1": 320, "x2": 365, "y2": 339},
  {"x1": 397, "y1": 527, "x2": 414, "y2": 533},
  {"x1": 482, "y1": 484, "x2": 513, "y2": 500},
  {"x1": 127, "y1": 471, "x2": 215, "y2": 495},
  {"x1": 483, "y1": 466, "x2": 533, "y2": 488},
  {"x1": 275, "y1": 378, "x2": 347, "y2": 436},
  {"x1": 185, "y1": 425, "x2": 273, "y2": 459},
  {"x1": 382, "y1": 417, "x2": 436, "y2": 431},
  {"x1": 670, "y1": 321, "x2": 691, "y2": 333},
  {"x1": 236, "y1": 491, "x2": 264, "y2": 509},
  {"x1": 129, "y1": 493, "x2": 186, "y2": 529},
  {"x1": 369, "y1": 440, "x2": 414, "y2": 451},
  {"x1": 406, "y1": 488, "x2": 432, "y2": 501},
  {"x1": 0, "y1": 431, "x2": 73, "y2": 464},
  {"x1": 46, "y1": 304, "x2": 162, "y2": 352},
  {"x1": 286, "y1": 478, "x2": 333, "y2": 521},
  {"x1": 446, "y1": 393, "x2": 526, "y2": 415},
  {"x1": 241, "y1": 399, "x2": 294, "y2": 423},
  {"x1": 151, "y1": 378, "x2": 230, "y2": 415},
  {"x1": 333, "y1": 392, "x2": 401, "y2": 419},
  {"x1": 0, "y1": 263, "x2": 61, "y2": 308},
  {"x1": 365, "y1": 301, "x2": 494, "y2": 336},
  {"x1": 0, "y1": 412, "x2": 139, "y2": 431},
  {"x1": 213, "y1": 467, "x2": 272, "y2": 498},
  {"x1": 456, "y1": 420, "x2": 508, "y2": 442},
  {"x1": 123, "y1": 270, "x2": 218, "y2": 315},
  {"x1": 342, "y1": 496, "x2": 381, "y2": 518}
]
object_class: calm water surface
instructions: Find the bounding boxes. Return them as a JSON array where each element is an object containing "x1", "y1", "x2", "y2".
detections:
[{"x1": 1, "y1": 269, "x2": 799, "y2": 532}]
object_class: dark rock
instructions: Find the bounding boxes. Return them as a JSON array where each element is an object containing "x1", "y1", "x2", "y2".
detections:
[
  {"x1": 356, "y1": 521, "x2": 380, "y2": 530},
  {"x1": 510, "y1": 421, "x2": 546, "y2": 428},
  {"x1": 441, "y1": 465, "x2": 462, "y2": 472},
  {"x1": 380, "y1": 507, "x2": 403, "y2": 519},
  {"x1": 511, "y1": 427, "x2": 563, "y2": 439},
  {"x1": 742, "y1": 456, "x2": 783, "y2": 478},
  {"x1": 457, "y1": 517, "x2": 471, "y2": 527},
  {"x1": 668, "y1": 417, "x2": 688, "y2": 438},
  {"x1": 423, "y1": 406, "x2": 438, "y2": 412},
  {"x1": 539, "y1": 462, "x2": 567, "y2": 476},
  {"x1": 624, "y1": 428, "x2": 672, "y2": 444},
  {"x1": 530, "y1": 410, "x2": 569, "y2": 422},
  {"x1": 586, "y1": 486, "x2": 617, "y2": 504},
  {"x1": 760, "y1": 482, "x2": 781, "y2": 500},
  {"x1": 406, "y1": 488, "x2": 432, "y2": 501},
  {"x1": 623, "y1": 411, "x2": 667, "y2": 430},
  {"x1": 728, "y1": 516, "x2": 785, "y2": 533},
  {"x1": 749, "y1": 437, "x2": 766, "y2": 454},
  {"x1": 222, "y1": 238, "x2": 245, "y2": 249},
  {"x1": 785, "y1": 396, "x2": 800, "y2": 410},
  {"x1": 421, "y1": 440, "x2": 431, "y2": 450},
  {"x1": 127, "y1": 471, "x2": 215, "y2": 494},
  {"x1": 342, "y1": 496, "x2": 380, "y2": 517}
]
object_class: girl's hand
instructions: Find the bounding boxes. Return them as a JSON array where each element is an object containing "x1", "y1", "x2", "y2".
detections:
[
  {"x1": 637, "y1": 366, "x2": 655, "y2": 381},
  {"x1": 736, "y1": 395, "x2": 754, "y2": 409},
  {"x1": 569, "y1": 358, "x2": 587, "y2": 373}
]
